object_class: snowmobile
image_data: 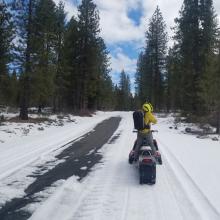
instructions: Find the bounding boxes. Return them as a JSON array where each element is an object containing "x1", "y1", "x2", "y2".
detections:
[{"x1": 128, "y1": 131, "x2": 162, "y2": 184}]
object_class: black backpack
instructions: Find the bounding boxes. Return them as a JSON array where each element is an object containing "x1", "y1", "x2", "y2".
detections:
[{"x1": 133, "y1": 110, "x2": 144, "y2": 130}]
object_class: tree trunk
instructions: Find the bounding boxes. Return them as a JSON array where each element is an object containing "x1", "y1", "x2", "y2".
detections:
[
  {"x1": 19, "y1": 0, "x2": 33, "y2": 120},
  {"x1": 216, "y1": 111, "x2": 220, "y2": 134},
  {"x1": 19, "y1": 82, "x2": 29, "y2": 120},
  {"x1": 38, "y1": 105, "x2": 42, "y2": 114}
]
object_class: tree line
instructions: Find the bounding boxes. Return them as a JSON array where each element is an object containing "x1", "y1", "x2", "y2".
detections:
[
  {"x1": 0, "y1": 0, "x2": 134, "y2": 119},
  {"x1": 2, "y1": 0, "x2": 219, "y2": 132},
  {"x1": 135, "y1": 1, "x2": 220, "y2": 133}
]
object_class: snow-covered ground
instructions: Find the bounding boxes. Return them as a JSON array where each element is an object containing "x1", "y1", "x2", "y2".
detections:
[
  {"x1": 1, "y1": 112, "x2": 220, "y2": 219},
  {"x1": 0, "y1": 111, "x2": 120, "y2": 180},
  {"x1": 0, "y1": 111, "x2": 121, "y2": 206}
]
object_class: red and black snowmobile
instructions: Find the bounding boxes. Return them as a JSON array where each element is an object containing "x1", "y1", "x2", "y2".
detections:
[{"x1": 128, "y1": 131, "x2": 162, "y2": 184}]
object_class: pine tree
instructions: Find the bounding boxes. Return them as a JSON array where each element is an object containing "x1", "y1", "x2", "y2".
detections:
[
  {"x1": 31, "y1": 0, "x2": 57, "y2": 113},
  {"x1": 165, "y1": 46, "x2": 183, "y2": 111},
  {"x1": 135, "y1": 6, "x2": 167, "y2": 111},
  {"x1": 174, "y1": 0, "x2": 198, "y2": 113},
  {"x1": 63, "y1": 16, "x2": 80, "y2": 111},
  {"x1": 53, "y1": 1, "x2": 66, "y2": 112},
  {"x1": 199, "y1": 39, "x2": 220, "y2": 133},
  {"x1": 97, "y1": 73, "x2": 115, "y2": 110},
  {"x1": 173, "y1": 0, "x2": 217, "y2": 115},
  {"x1": 135, "y1": 52, "x2": 147, "y2": 104},
  {"x1": 116, "y1": 70, "x2": 132, "y2": 111},
  {"x1": 147, "y1": 6, "x2": 167, "y2": 110},
  {"x1": 199, "y1": 0, "x2": 217, "y2": 59},
  {"x1": 95, "y1": 37, "x2": 112, "y2": 110},
  {"x1": 0, "y1": 1, "x2": 14, "y2": 105},
  {"x1": 77, "y1": 0, "x2": 101, "y2": 110},
  {"x1": 14, "y1": 0, "x2": 37, "y2": 119}
]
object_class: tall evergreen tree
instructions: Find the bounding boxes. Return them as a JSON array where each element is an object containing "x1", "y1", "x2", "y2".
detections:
[
  {"x1": 135, "y1": 52, "x2": 148, "y2": 104},
  {"x1": 173, "y1": 0, "x2": 217, "y2": 114},
  {"x1": 53, "y1": 1, "x2": 66, "y2": 112},
  {"x1": 199, "y1": 38, "x2": 220, "y2": 133},
  {"x1": 116, "y1": 70, "x2": 132, "y2": 111},
  {"x1": 136, "y1": 6, "x2": 167, "y2": 110},
  {"x1": 165, "y1": 44, "x2": 185, "y2": 112},
  {"x1": 95, "y1": 37, "x2": 112, "y2": 110},
  {"x1": 199, "y1": 0, "x2": 217, "y2": 59},
  {"x1": 77, "y1": 0, "x2": 101, "y2": 110},
  {"x1": 31, "y1": 0, "x2": 57, "y2": 112},
  {"x1": 146, "y1": 6, "x2": 167, "y2": 110},
  {"x1": 0, "y1": 1, "x2": 14, "y2": 105},
  {"x1": 14, "y1": 0, "x2": 37, "y2": 119},
  {"x1": 63, "y1": 16, "x2": 80, "y2": 111}
]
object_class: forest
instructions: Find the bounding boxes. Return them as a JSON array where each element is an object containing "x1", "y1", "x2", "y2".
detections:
[{"x1": 0, "y1": 0, "x2": 220, "y2": 132}]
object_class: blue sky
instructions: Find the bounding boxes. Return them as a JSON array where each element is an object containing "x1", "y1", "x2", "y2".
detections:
[{"x1": 57, "y1": 0, "x2": 220, "y2": 93}]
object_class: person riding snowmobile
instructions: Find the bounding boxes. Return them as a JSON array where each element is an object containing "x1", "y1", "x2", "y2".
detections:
[{"x1": 133, "y1": 103, "x2": 157, "y2": 160}]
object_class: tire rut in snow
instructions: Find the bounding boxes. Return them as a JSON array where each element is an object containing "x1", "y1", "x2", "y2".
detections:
[{"x1": 0, "y1": 117, "x2": 121, "y2": 220}]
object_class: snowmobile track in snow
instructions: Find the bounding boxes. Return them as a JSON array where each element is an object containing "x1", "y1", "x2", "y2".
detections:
[
  {"x1": 156, "y1": 137, "x2": 220, "y2": 220},
  {"x1": 37, "y1": 114, "x2": 219, "y2": 220},
  {"x1": 0, "y1": 117, "x2": 121, "y2": 220}
]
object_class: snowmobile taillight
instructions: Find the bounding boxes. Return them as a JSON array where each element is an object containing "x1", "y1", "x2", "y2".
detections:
[
  {"x1": 142, "y1": 158, "x2": 153, "y2": 163},
  {"x1": 155, "y1": 151, "x2": 160, "y2": 156}
]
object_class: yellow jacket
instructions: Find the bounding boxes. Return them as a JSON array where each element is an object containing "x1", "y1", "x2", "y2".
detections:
[{"x1": 140, "y1": 111, "x2": 157, "y2": 133}]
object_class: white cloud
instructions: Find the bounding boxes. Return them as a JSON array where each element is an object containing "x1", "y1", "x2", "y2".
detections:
[
  {"x1": 94, "y1": 0, "x2": 144, "y2": 44},
  {"x1": 96, "y1": 0, "x2": 220, "y2": 45},
  {"x1": 93, "y1": 0, "x2": 182, "y2": 45},
  {"x1": 110, "y1": 51, "x2": 136, "y2": 74},
  {"x1": 55, "y1": 0, "x2": 220, "y2": 45},
  {"x1": 214, "y1": 0, "x2": 220, "y2": 14},
  {"x1": 110, "y1": 50, "x2": 137, "y2": 92},
  {"x1": 145, "y1": 0, "x2": 220, "y2": 40},
  {"x1": 214, "y1": 1, "x2": 220, "y2": 25},
  {"x1": 53, "y1": 0, "x2": 145, "y2": 44}
]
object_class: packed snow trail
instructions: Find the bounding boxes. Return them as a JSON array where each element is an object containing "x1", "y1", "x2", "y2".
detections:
[
  {"x1": 30, "y1": 112, "x2": 220, "y2": 220},
  {"x1": 0, "y1": 112, "x2": 120, "y2": 180}
]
